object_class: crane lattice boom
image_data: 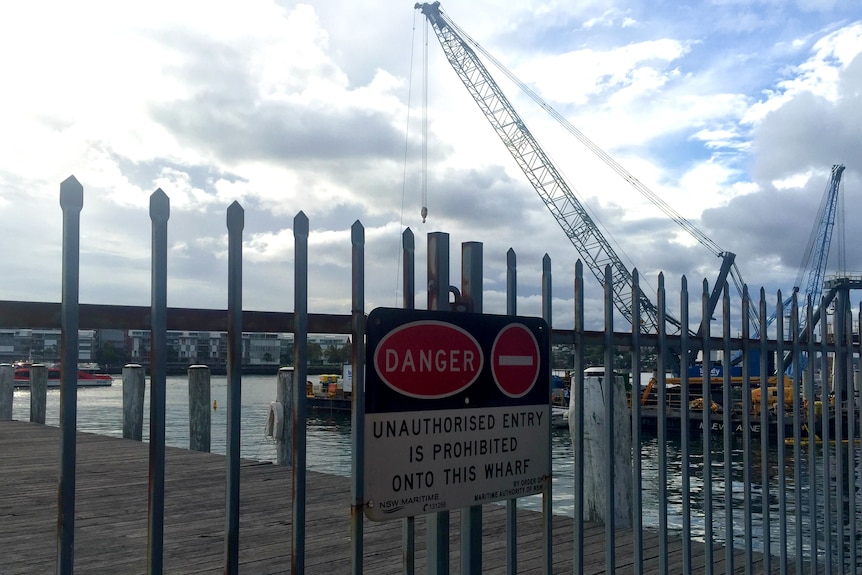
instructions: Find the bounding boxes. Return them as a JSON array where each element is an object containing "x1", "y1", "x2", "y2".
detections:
[
  {"x1": 770, "y1": 164, "x2": 846, "y2": 337},
  {"x1": 417, "y1": 1, "x2": 699, "y2": 334}
]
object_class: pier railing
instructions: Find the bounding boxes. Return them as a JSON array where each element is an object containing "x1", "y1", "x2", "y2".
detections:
[{"x1": 1, "y1": 177, "x2": 860, "y2": 574}]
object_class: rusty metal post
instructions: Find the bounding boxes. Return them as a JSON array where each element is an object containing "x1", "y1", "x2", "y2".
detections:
[
  {"x1": 224, "y1": 201, "x2": 243, "y2": 574},
  {"x1": 426, "y1": 231, "x2": 449, "y2": 575},
  {"x1": 401, "y1": 228, "x2": 416, "y2": 575},
  {"x1": 122, "y1": 364, "x2": 145, "y2": 441},
  {"x1": 188, "y1": 365, "x2": 211, "y2": 452},
  {"x1": 148, "y1": 188, "x2": 170, "y2": 574},
  {"x1": 292, "y1": 211, "x2": 309, "y2": 574},
  {"x1": 57, "y1": 175, "x2": 82, "y2": 575},
  {"x1": 29, "y1": 364, "x2": 47, "y2": 424},
  {"x1": 402, "y1": 228, "x2": 415, "y2": 310},
  {"x1": 350, "y1": 221, "x2": 366, "y2": 575}
]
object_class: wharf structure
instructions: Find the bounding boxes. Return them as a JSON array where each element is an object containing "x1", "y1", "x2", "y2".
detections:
[
  {"x1": 0, "y1": 326, "x2": 350, "y2": 375},
  {"x1": 1, "y1": 179, "x2": 859, "y2": 573},
  {"x1": 0, "y1": 419, "x2": 805, "y2": 574}
]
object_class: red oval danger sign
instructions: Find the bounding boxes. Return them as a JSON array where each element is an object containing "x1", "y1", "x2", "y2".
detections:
[{"x1": 373, "y1": 320, "x2": 484, "y2": 399}]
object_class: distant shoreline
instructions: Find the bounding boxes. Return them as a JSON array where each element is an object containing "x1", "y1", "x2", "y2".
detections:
[{"x1": 105, "y1": 364, "x2": 342, "y2": 378}]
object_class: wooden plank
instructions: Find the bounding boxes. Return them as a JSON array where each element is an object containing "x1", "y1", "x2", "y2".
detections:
[{"x1": 0, "y1": 420, "x2": 821, "y2": 574}]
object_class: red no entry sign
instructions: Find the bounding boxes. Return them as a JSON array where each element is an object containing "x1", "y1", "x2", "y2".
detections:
[{"x1": 491, "y1": 323, "x2": 540, "y2": 397}]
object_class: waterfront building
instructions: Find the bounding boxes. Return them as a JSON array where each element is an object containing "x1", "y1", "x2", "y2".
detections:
[{"x1": 0, "y1": 328, "x2": 96, "y2": 364}]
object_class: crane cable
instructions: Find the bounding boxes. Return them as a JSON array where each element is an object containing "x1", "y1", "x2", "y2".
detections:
[
  {"x1": 396, "y1": 11, "x2": 422, "y2": 305},
  {"x1": 442, "y1": 14, "x2": 726, "y2": 259},
  {"x1": 420, "y1": 18, "x2": 429, "y2": 223}
]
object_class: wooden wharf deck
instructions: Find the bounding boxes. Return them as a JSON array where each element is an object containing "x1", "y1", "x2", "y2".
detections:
[{"x1": 1, "y1": 420, "x2": 813, "y2": 574}]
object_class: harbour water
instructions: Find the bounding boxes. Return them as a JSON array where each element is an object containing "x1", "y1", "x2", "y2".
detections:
[{"x1": 10, "y1": 374, "x2": 860, "y2": 566}]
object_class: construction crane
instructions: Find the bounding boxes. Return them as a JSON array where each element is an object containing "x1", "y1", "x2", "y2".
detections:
[
  {"x1": 415, "y1": 1, "x2": 741, "y2": 337},
  {"x1": 791, "y1": 164, "x2": 845, "y2": 335},
  {"x1": 768, "y1": 165, "x2": 846, "y2": 376},
  {"x1": 764, "y1": 165, "x2": 845, "y2": 336}
]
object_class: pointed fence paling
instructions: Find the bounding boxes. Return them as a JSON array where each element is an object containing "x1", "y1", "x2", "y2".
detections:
[
  {"x1": 569, "y1": 262, "x2": 861, "y2": 574},
  {"x1": 24, "y1": 177, "x2": 862, "y2": 573}
]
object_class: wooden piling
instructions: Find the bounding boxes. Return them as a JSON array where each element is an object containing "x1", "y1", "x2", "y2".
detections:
[
  {"x1": 579, "y1": 370, "x2": 633, "y2": 528},
  {"x1": 0, "y1": 364, "x2": 12, "y2": 420},
  {"x1": 122, "y1": 364, "x2": 145, "y2": 441},
  {"x1": 276, "y1": 367, "x2": 295, "y2": 466},
  {"x1": 188, "y1": 365, "x2": 211, "y2": 452},
  {"x1": 29, "y1": 364, "x2": 47, "y2": 424}
]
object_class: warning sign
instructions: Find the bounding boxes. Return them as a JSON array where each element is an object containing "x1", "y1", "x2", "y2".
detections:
[
  {"x1": 364, "y1": 307, "x2": 550, "y2": 521},
  {"x1": 492, "y1": 323, "x2": 540, "y2": 397}
]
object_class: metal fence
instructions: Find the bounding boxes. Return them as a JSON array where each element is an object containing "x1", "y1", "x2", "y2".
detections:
[
  {"x1": 1, "y1": 178, "x2": 860, "y2": 574},
  {"x1": 570, "y1": 264, "x2": 861, "y2": 575}
]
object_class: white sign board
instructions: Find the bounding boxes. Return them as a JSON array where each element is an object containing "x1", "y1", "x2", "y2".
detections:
[
  {"x1": 364, "y1": 404, "x2": 549, "y2": 520},
  {"x1": 363, "y1": 308, "x2": 550, "y2": 522}
]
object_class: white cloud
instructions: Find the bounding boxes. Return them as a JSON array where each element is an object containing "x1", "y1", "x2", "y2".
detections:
[
  {"x1": 518, "y1": 39, "x2": 688, "y2": 105},
  {"x1": 1, "y1": 0, "x2": 860, "y2": 331}
]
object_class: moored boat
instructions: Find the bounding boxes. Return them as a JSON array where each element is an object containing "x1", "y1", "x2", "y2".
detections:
[{"x1": 13, "y1": 362, "x2": 113, "y2": 388}]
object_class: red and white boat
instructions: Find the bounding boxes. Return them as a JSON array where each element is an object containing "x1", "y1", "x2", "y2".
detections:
[{"x1": 13, "y1": 362, "x2": 113, "y2": 388}]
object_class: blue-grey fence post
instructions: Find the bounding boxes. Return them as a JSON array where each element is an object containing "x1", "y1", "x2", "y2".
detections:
[
  {"x1": 460, "y1": 241, "x2": 483, "y2": 574},
  {"x1": 572, "y1": 260, "x2": 585, "y2": 575},
  {"x1": 505, "y1": 248, "x2": 517, "y2": 575},
  {"x1": 631, "y1": 270, "x2": 644, "y2": 575},
  {"x1": 721, "y1": 284, "x2": 734, "y2": 574},
  {"x1": 833, "y1": 292, "x2": 848, "y2": 575},
  {"x1": 818, "y1": 295, "x2": 833, "y2": 574},
  {"x1": 805, "y1": 297, "x2": 819, "y2": 573},
  {"x1": 541, "y1": 254, "x2": 553, "y2": 575},
  {"x1": 426, "y1": 231, "x2": 449, "y2": 575},
  {"x1": 849, "y1": 304, "x2": 860, "y2": 574},
  {"x1": 188, "y1": 365, "x2": 211, "y2": 452},
  {"x1": 350, "y1": 220, "x2": 366, "y2": 575},
  {"x1": 605, "y1": 265, "x2": 618, "y2": 572},
  {"x1": 29, "y1": 364, "x2": 47, "y2": 424},
  {"x1": 58, "y1": 175, "x2": 82, "y2": 575},
  {"x1": 0, "y1": 364, "x2": 12, "y2": 420},
  {"x1": 790, "y1": 295, "x2": 803, "y2": 575},
  {"x1": 776, "y1": 292, "x2": 790, "y2": 574},
  {"x1": 758, "y1": 289, "x2": 772, "y2": 575},
  {"x1": 678, "y1": 275, "x2": 691, "y2": 575},
  {"x1": 292, "y1": 211, "x2": 309, "y2": 574},
  {"x1": 224, "y1": 201, "x2": 243, "y2": 575},
  {"x1": 122, "y1": 364, "x2": 145, "y2": 441},
  {"x1": 148, "y1": 188, "x2": 170, "y2": 575},
  {"x1": 701, "y1": 279, "x2": 714, "y2": 575},
  {"x1": 741, "y1": 286, "x2": 755, "y2": 574}
]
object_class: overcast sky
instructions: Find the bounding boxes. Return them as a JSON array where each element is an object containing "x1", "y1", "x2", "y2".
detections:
[{"x1": 1, "y1": 0, "x2": 860, "y2": 334}]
